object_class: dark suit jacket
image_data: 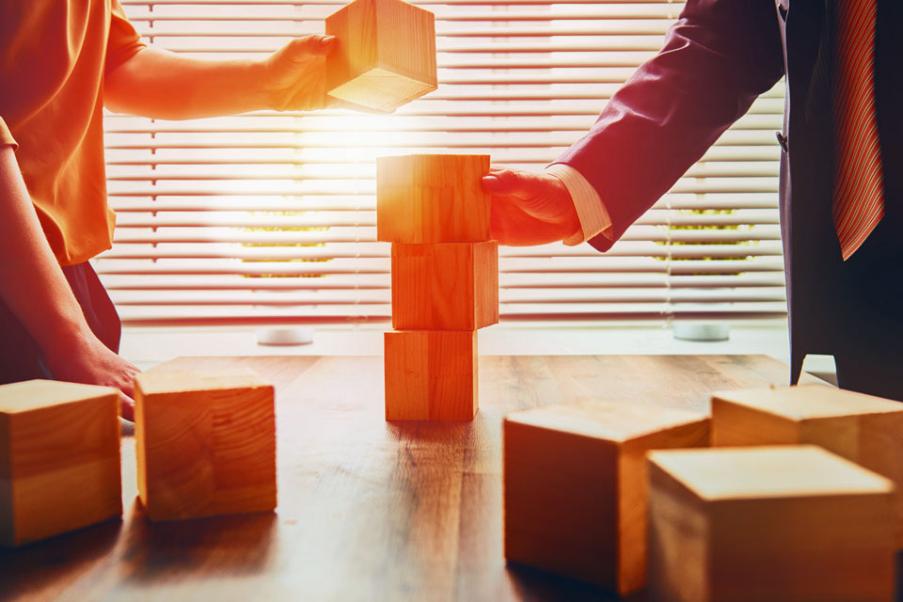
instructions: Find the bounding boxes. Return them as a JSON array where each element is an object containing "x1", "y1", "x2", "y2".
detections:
[{"x1": 557, "y1": 0, "x2": 902, "y2": 384}]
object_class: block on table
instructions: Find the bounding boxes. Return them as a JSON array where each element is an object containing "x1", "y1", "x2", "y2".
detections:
[
  {"x1": 384, "y1": 330, "x2": 477, "y2": 421},
  {"x1": 648, "y1": 446, "x2": 895, "y2": 602},
  {"x1": 376, "y1": 154, "x2": 491, "y2": 243},
  {"x1": 391, "y1": 241, "x2": 499, "y2": 331},
  {"x1": 325, "y1": 0, "x2": 437, "y2": 112},
  {"x1": 0, "y1": 380, "x2": 121, "y2": 547},
  {"x1": 503, "y1": 402, "x2": 709, "y2": 595},
  {"x1": 135, "y1": 369, "x2": 276, "y2": 521},
  {"x1": 712, "y1": 384, "x2": 903, "y2": 546}
]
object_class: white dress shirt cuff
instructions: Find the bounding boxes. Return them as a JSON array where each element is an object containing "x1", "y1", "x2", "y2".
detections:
[{"x1": 545, "y1": 163, "x2": 612, "y2": 246}]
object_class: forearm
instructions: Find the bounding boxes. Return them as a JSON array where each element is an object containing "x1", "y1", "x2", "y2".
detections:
[
  {"x1": 559, "y1": 0, "x2": 784, "y2": 251},
  {"x1": 0, "y1": 147, "x2": 91, "y2": 352},
  {"x1": 104, "y1": 48, "x2": 269, "y2": 119}
]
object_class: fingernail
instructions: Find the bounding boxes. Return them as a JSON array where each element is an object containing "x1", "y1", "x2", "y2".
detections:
[{"x1": 322, "y1": 35, "x2": 336, "y2": 45}]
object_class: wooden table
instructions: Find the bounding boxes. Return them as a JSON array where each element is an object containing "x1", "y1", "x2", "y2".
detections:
[{"x1": 0, "y1": 355, "x2": 826, "y2": 601}]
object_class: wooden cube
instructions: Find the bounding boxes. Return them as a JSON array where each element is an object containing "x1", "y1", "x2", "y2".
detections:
[
  {"x1": 384, "y1": 330, "x2": 477, "y2": 421},
  {"x1": 377, "y1": 155, "x2": 491, "y2": 243},
  {"x1": 503, "y1": 402, "x2": 709, "y2": 595},
  {"x1": 391, "y1": 241, "x2": 498, "y2": 331},
  {"x1": 648, "y1": 446, "x2": 895, "y2": 602},
  {"x1": 712, "y1": 384, "x2": 903, "y2": 546},
  {"x1": 325, "y1": 0, "x2": 437, "y2": 112},
  {"x1": 0, "y1": 380, "x2": 121, "y2": 547},
  {"x1": 135, "y1": 370, "x2": 277, "y2": 521}
]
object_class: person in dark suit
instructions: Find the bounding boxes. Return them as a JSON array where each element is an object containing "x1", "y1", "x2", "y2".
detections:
[{"x1": 483, "y1": 0, "x2": 903, "y2": 400}]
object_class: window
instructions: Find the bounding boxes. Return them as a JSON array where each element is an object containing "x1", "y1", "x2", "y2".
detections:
[{"x1": 100, "y1": 0, "x2": 786, "y2": 325}]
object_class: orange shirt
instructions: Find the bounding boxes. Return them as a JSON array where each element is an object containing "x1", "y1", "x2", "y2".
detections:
[{"x1": 0, "y1": 0, "x2": 144, "y2": 265}]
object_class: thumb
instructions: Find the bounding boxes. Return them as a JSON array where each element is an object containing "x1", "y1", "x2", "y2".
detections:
[
  {"x1": 481, "y1": 169, "x2": 527, "y2": 197},
  {"x1": 120, "y1": 393, "x2": 135, "y2": 422},
  {"x1": 287, "y1": 35, "x2": 336, "y2": 58}
]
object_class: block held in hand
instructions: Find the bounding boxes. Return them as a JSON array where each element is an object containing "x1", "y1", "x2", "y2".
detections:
[
  {"x1": 326, "y1": 0, "x2": 437, "y2": 112},
  {"x1": 377, "y1": 154, "x2": 491, "y2": 244}
]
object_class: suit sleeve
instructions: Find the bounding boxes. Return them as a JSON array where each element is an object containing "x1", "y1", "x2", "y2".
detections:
[
  {"x1": 106, "y1": 0, "x2": 146, "y2": 74},
  {"x1": 555, "y1": 0, "x2": 785, "y2": 252}
]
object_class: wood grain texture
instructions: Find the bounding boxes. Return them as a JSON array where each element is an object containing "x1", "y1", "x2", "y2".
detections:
[
  {"x1": 392, "y1": 241, "x2": 499, "y2": 331},
  {"x1": 712, "y1": 384, "x2": 903, "y2": 547},
  {"x1": 0, "y1": 380, "x2": 121, "y2": 547},
  {"x1": 377, "y1": 154, "x2": 491, "y2": 244},
  {"x1": 504, "y1": 402, "x2": 709, "y2": 596},
  {"x1": 135, "y1": 369, "x2": 277, "y2": 522},
  {"x1": 384, "y1": 330, "x2": 477, "y2": 421},
  {"x1": 648, "y1": 446, "x2": 895, "y2": 602},
  {"x1": 325, "y1": 0, "x2": 437, "y2": 112},
  {"x1": 0, "y1": 355, "x2": 843, "y2": 601}
]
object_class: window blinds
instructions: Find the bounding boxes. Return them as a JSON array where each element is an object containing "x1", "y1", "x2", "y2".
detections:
[{"x1": 99, "y1": 0, "x2": 786, "y2": 326}]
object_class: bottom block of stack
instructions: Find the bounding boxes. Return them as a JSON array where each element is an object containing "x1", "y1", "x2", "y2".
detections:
[
  {"x1": 384, "y1": 330, "x2": 477, "y2": 421},
  {"x1": 647, "y1": 446, "x2": 895, "y2": 602}
]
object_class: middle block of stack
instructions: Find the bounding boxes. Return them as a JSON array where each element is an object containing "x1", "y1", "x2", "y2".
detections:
[
  {"x1": 392, "y1": 241, "x2": 498, "y2": 331},
  {"x1": 377, "y1": 154, "x2": 497, "y2": 422}
]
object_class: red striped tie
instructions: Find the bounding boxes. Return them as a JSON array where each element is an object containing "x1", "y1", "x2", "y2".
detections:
[{"x1": 833, "y1": 0, "x2": 885, "y2": 261}]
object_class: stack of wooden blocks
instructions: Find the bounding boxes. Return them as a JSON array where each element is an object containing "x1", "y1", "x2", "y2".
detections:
[
  {"x1": 377, "y1": 154, "x2": 498, "y2": 421},
  {"x1": 503, "y1": 384, "x2": 903, "y2": 600}
]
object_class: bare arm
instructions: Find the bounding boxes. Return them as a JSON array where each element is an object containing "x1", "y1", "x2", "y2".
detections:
[
  {"x1": 0, "y1": 146, "x2": 138, "y2": 417},
  {"x1": 104, "y1": 35, "x2": 336, "y2": 119}
]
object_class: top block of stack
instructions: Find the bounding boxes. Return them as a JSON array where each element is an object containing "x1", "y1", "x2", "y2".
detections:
[
  {"x1": 377, "y1": 155, "x2": 491, "y2": 243},
  {"x1": 712, "y1": 384, "x2": 903, "y2": 546},
  {"x1": 326, "y1": 0, "x2": 437, "y2": 112}
]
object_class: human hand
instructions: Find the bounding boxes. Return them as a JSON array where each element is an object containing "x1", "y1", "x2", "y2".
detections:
[
  {"x1": 261, "y1": 35, "x2": 337, "y2": 111},
  {"x1": 481, "y1": 168, "x2": 581, "y2": 246},
  {"x1": 43, "y1": 331, "x2": 141, "y2": 421}
]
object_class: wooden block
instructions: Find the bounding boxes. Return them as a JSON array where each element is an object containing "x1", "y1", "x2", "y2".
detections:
[
  {"x1": 391, "y1": 241, "x2": 498, "y2": 331},
  {"x1": 712, "y1": 384, "x2": 903, "y2": 546},
  {"x1": 0, "y1": 380, "x2": 121, "y2": 547},
  {"x1": 135, "y1": 370, "x2": 277, "y2": 521},
  {"x1": 384, "y1": 330, "x2": 477, "y2": 421},
  {"x1": 325, "y1": 0, "x2": 437, "y2": 112},
  {"x1": 376, "y1": 155, "x2": 491, "y2": 243},
  {"x1": 648, "y1": 446, "x2": 895, "y2": 602},
  {"x1": 503, "y1": 402, "x2": 709, "y2": 595}
]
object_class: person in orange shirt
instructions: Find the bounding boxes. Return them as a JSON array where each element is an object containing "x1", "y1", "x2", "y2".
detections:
[{"x1": 0, "y1": 1, "x2": 343, "y2": 419}]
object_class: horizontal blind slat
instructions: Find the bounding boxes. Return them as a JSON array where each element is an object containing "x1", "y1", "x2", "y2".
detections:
[{"x1": 102, "y1": 0, "x2": 786, "y2": 323}]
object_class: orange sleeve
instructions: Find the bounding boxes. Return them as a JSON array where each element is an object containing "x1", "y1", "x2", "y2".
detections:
[
  {"x1": 105, "y1": 0, "x2": 146, "y2": 74},
  {"x1": 0, "y1": 117, "x2": 17, "y2": 150}
]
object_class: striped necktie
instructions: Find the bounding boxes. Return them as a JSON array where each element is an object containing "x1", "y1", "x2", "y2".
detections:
[{"x1": 833, "y1": 0, "x2": 885, "y2": 261}]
